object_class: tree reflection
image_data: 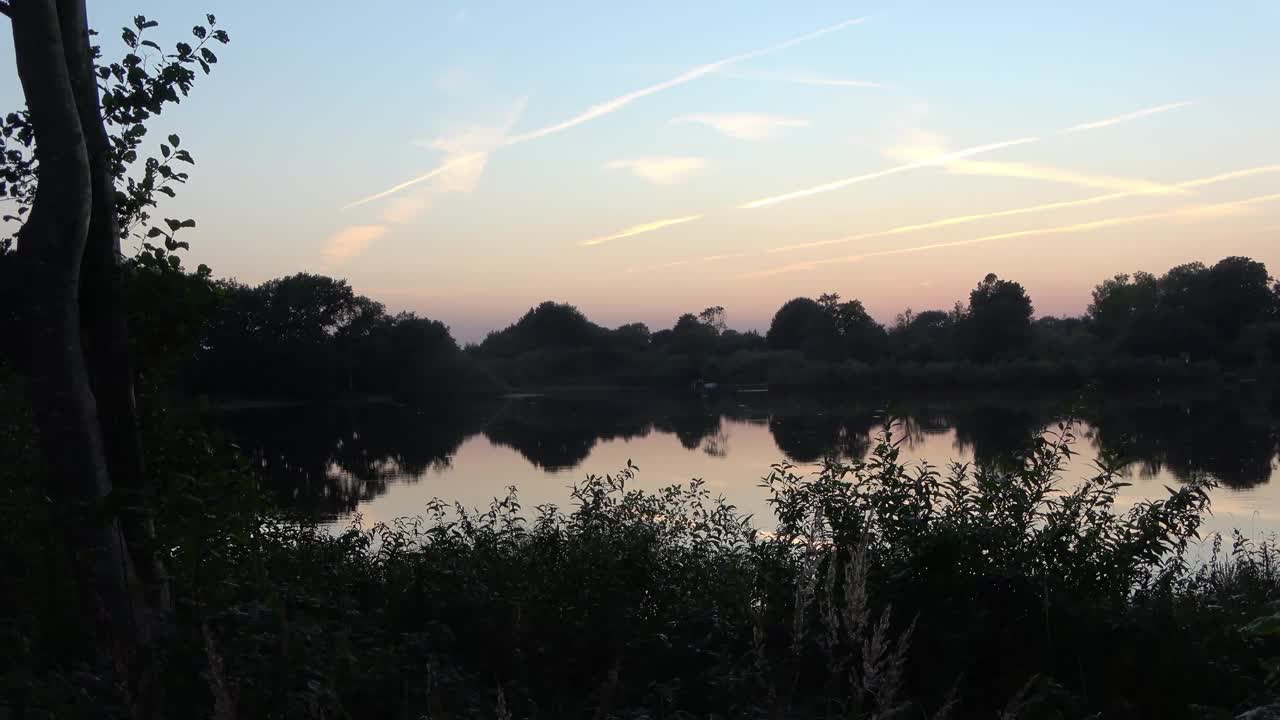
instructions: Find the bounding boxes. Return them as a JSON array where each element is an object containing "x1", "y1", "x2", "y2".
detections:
[
  {"x1": 653, "y1": 412, "x2": 722, "y2": 451},
  {"x1": 950, "y1": 403, "x2": 1048, "y2": 471},
  {"x1": 483, "y1": 394, "x2": 653, "y2": 470},
  {"x1": 1087, "y1": 392, "x2": 1278, "y2": 488},
  {"x1": 768, "y1": 409, "x2": 878, "y2": 463},
  {"x1": 217, "y1": 403, "x2": 484, "y2": 519},
  {"x1": 214, "y1": 388, "x2": 1280, "y2": 522}
]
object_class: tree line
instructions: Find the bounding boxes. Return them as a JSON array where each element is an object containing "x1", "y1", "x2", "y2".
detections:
[{"x1": 154, "y1": 255, "x2": 1280, "y2": 399}]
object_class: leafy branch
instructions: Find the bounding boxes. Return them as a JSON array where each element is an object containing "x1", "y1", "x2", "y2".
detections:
[{"x1": 0, "y1": 12, "x2": 230, "y2": 262}]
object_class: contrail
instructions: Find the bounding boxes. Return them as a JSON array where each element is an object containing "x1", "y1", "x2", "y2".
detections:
[
  {"x1": 1178, "y1": 165, "x2": 1280, "y2": 188},
  {"x1": 617, "y1": 163, "x2": 1280, "y2": 275},
  {"x1": 342, "y1": 17, "x2": 869, "y2": 211},
  {"x1": 506, "y1": 17, "x2": 869, "y2": 146},
  {"x1": 738, "y1": 136, "x2": 1039, "y2": 209},
  {"x1": 1060, "y1": 101, "x2": 1196, "y2": 134},
  {"x1": 765, "y1": 163, "x2": 1280, "y2": 255},
  {"x1": 944, "y1": 160, "x2": 1189, "y2": 195},
  {"x1": 777, "y1": 75, "x2": 888, "y2": 89},
  {"x1": 742, "y1": 191, "x2": 1280, "y2": 278},
  {"x1": 581, "y1": 215, "x2": 703, "y2": 246},
  {"x1": 341, "y1": 152, "x2": 486, "y2": 211}
]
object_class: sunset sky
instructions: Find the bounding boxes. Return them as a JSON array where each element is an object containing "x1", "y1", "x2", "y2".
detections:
[{"x1": 4, "y1": 1, "x2": 1279, "y2": 342}]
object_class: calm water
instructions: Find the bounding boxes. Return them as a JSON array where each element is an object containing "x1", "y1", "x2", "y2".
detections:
[{"x1": 215, "y1": 387, "x2": 1280, "y2": 540}]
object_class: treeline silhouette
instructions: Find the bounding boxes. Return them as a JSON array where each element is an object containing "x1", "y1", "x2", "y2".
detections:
[{"x1": 131, "y1": 255, "x2": 1279, "y2": 401}]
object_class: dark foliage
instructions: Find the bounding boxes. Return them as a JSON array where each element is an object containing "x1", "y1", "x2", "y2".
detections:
[
  {"x1": 460, "y1": 257, "x2": 1278, "y2": 391},
  {"x1": 175, "y1": 272, "x2": 500, "y2": 401},
  {"x1": 7, "y1": 407, "x2": 1280, "y2": 718}
]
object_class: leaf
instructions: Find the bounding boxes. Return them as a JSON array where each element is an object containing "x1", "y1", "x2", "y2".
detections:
[
  {"x1": 158, "y1": 187, "x2": 176, "y2": 197},
  {"x1": 1244, "y1": 614, "x2": 1280, "y2": 637},
  {"x1": 160, "y1": 144, "x2": 170, "y2": 158},
  {"x1": 197, "y1": 59, "x2": 209, "y2": 75},
  {"x1": 206, "y1": 13, "x2": 217, "y2": 25},
  {"x1": 193, "y1": 26, "x2": 208, "y2": 39},
  {"x1": 179, "y1": 218, "x2": 196, "y2": 229},
  {"x1": 168, "y1": 134, "x2": 180, "y2": 148},
  {"x1": 141, "y1": 40, "x2": 162, "y2": 52},
  {"x1": 200, "y1": 48, "x2": 218, "y2": 64},
  {"x1": 212, "y1": 30, "x2": 231, "y2": 44},
  {"x1": 176, "y1": 42, "x2": 192, "y2": 58},
  {"x1": 147, "y1": 227, "x2": 164, "y2": 237},
  {"x1": 121, "y1": 28, "x2": 138, "y2": 48}
]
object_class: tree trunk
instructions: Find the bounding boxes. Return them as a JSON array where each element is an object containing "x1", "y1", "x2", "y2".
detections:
[
  {"x1": 56, "y1": 0, "x2": 172, "y2": 622},
  {"x1": 9, "y1": 0, "x2": 147, "y2": 703}
]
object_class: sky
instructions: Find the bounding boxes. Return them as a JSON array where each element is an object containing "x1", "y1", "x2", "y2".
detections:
[{"x1": 3, "y1": 0, "x2": 1279, "y2": 342}]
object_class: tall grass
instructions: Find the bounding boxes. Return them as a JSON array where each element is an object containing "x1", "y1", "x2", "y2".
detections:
[{"x1": 5, "y1": 422, "x2": 1280, "y2": 718}]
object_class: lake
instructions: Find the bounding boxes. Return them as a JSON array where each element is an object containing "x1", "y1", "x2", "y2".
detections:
[{"x1": 214, "y1": 386, "x2": 1280, "y2": 540}]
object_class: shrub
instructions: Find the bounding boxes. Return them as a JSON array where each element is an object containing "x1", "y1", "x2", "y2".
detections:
[{"x1": 6, "y1": 420, "x2": 1280, "y2": 718}]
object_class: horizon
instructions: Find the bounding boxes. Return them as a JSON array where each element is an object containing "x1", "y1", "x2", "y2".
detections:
[{"x1": 3, "y1": 1, "x2": 1278, "y2": 343}]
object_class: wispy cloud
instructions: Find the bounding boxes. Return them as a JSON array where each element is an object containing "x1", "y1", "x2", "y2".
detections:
[
  {"x1": 739, "y1": 136, "x2": 1039, "y2": 209},
  {"x1": 609, "y1": 161, "x2": 1280, "y2": 275},
  {"x1": 621, "y1": 163, "x2": 1280, "y2": 275},
  {"x1": 944, "y1": 160, "x2": 1189, "y2": 195},
  {"x1": 342, "y1": 98, "x2": 528, "y2": 217},
  {"x1": 881, "y1": 130, "x2": 1184, "y2": 195},
  {"x1": 670, "y1": 112, "x2": 811, "y2": 141},
  {"x1": 739, "y1": 99, "x2": 1197, "y2": 213},
  {"x1": 1060, "y1": 101, "x2": 1197, "y2": 134},
  {"x1": 505, "y1": 17, "x2": 866, "y2": 146},
  {"x1": 1178, "y1": 164, "x2": 1280, "y2": 188},
  {"x1": 607, "y1": 156, "x2": 707, "y2": 185},
  {"x1": 341, "y1": 17, "x2": 868, "y2": 210},
  {"x1": 743, "y1": 191, "x2": 1280, "y2": 278},
  {"x1": 765, "y1": 163, "x2": 1280, "y2": 255},
  {"x1": 581, "y1": 215, "x2": 703, "y2": 247},
  {"x1": 341, "y1": 153, "x2": 487, "y2": 211},
  {"x1": 323, "y1": 225, "x2": 388, "y2": 265}
]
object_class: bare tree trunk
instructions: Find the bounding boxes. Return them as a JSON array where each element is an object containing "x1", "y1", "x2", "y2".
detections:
[
  {"x1": 56, "y1": 0, "x2": 172, "y2": 622},
  {"x1": 9, "y1": 0, "x2": 147, "y2": 703}
]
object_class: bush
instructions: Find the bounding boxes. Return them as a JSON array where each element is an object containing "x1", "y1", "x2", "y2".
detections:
[{"x1": 6, "y1": 419, "x2": 1280, "y2": 718}]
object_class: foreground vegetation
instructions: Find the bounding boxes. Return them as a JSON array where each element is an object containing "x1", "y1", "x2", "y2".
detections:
[{"x1": 7, "y1": 413, "x2": 1280, "y2": 718}]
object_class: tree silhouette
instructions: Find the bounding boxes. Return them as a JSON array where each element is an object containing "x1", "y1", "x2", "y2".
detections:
[
  {"x1": 0, "y1": 5, "x2": 229, "y2": 708},
  {"x1": 964, "y1": 273, "x2": 1033, "y2": 361}
]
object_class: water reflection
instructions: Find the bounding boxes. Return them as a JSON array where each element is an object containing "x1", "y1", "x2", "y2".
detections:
[
  {"x1": 213, "y1": 387, "x2": 1280, "y2": 527},
  {"x1": 1086, "y1": 389, "x2": 1279, "y2": 488},
  {"x1": 219, "y1": 403, "x2": 489, "y2": 516}
]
